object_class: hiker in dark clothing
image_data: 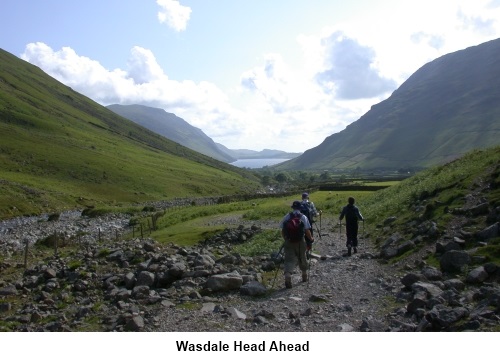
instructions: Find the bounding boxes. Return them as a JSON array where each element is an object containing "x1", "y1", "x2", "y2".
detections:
[{"x1": 339, "y1": 197, "x2": 364, "y2": 256}]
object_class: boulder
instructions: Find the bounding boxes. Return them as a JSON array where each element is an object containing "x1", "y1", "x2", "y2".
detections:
[
  {"x1": 476, "y1": 222, "x2": 499, "y2": 241},
  {"x1": 466, "y1": 266, "x2": 489, "y2": 284},
  {"x1": 204, "y1": 272, "x2": 243, "y2": 292},
  {"x1": 440, "y1": 250, "x2": 471, "y2": 273},
  {"x1": 240, "y1": 281, "x2": 267, "y2": 296}
]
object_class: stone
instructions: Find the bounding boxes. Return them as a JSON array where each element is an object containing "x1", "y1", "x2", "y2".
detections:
[
  {"x1": 239, "y1": 281, "x2": 267, "y2": 296},
  {"x1": 125, "y1": 315, "x2": 144, "y2": 331},
  {"x1": 476, "y1": 222, "x2": 499, "y2": 241},
  {"x1": 227, "y1": 307, "x2": 246, "y2": 319},
  {"x1": 466, "y1": 266, "x2": 489, "y2": 284},
  {"x1": 136, "y1": 271, "x2": 155, "y2": 287},
  {"x1": 0, "y1": 284, "x2": 17, "y2": 296},
  {"x1": 440, "y1": 250, "x2": 471, "y2": 273},
  {"x1": 204, "y1": 272, "x2": 243, "y2": 292}
]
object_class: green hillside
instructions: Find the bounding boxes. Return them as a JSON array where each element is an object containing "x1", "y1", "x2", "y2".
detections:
[
  {"x1": 277, "y1": 38, "x2": 500, "y2": 171},
  {"x1": 0, "y1": 49, "x2": 261, "y2": 219},
  {"x1": 106, "y1": 104, "x2": 236, "y2": 163},
  {"x1": 356, "y1": 145, "x2": 500, "y2": 272},
  {"x1": 363, "y1": 145, "x2": 500, "y2": 229}
]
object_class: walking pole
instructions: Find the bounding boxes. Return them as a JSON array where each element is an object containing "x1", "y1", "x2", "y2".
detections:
[
  {"x1": 315, "y1": 223, "x2": 322, "y2": 240},
  {"x1": 362, "y1": 219, "x2": 365, "y2": 248},
  {"x1": 306, "y1": 246, "x2": 311, "y2": 287},
  {"x1": 271, "y1": 243, "x2": 284, "y2": 288}
]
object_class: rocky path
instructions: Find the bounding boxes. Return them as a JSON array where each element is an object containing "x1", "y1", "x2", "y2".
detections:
[
  {"x1": 145, "y1": 217, "x2": 397, "y2": 332},
  {"x1": 2, "y1": 208, "x2": 499, "y2": 333}
]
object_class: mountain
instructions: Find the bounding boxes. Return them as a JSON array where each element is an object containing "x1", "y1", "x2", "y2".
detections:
[
  {"x1": 106, "y1": 104, "x2": 236, "y2": 163},
  {"x1": 216, "y1": 144, "x2": 302, "y2": 160},
  {"x1": 276, "y1": 38, "x2": 500, "y2": 171},
  {"x1": 0, "y1": 48, "x2": 261, "y2": 219}
]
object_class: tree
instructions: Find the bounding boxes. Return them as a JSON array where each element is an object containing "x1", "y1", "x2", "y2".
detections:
[
  {"x1": 275, "y1": 172, "x2": 289, "y2": 183},
  {"x1": 261, "y1": 175, "x2": 271, "y2": 186}
]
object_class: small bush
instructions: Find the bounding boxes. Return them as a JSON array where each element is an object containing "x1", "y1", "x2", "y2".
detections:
[
  {"x1": 48, "y1": 213, "x2": 60, "y2": 221},
  {"x1": 82, "y1": 207, "x2": 107, "y2": 218},
  {"x1": 68, "y1": 260, "x2": 82, "y2": 270},
  {"x1": 233, "y1": 229, "x2": 282, "y2": 257},
  {"x1": 97, "y1": 248, "x2": 110, "y2": 258}
]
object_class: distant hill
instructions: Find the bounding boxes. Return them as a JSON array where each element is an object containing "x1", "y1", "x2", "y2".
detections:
[
  {"x1": 0, "y1": 49, "x2": 261, "y2": 219},
  {"x1": 276, "y1": 38, "x2": 500, "y2": 171},
  {"x1": 216, "y1": 144, "x2": 301, "y2": 160},
  {"x1": 106, "y1": 104, "x2": 236, "y2": 163}
]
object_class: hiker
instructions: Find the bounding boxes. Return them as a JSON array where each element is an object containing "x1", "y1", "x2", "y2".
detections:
[
  {"x1": 279, "y1": 200, "x2": 314, "y2": 288},
  {"x1": 300, "y1": 192, "x2": 320, "y2": 250},
  {"x1": 339, "y1": 196, "x2": 364, "y2": 256}
]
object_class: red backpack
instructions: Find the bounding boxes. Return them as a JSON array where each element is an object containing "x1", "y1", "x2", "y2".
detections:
[{"x1": 284, "y1": 212, "x2": 305, "y2": 242}]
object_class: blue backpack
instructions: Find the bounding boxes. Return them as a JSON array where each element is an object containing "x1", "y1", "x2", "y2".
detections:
[{"x1": 300, "y1": 201, "x2": 312, "y2": 225}]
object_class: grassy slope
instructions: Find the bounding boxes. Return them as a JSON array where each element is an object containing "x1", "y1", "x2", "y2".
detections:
[
  {"x1": 368, "y1": 145, "x2": 499, "y2": 212},
  {"x1": 361, "y1": 146, "x2": 500, "y2": 252},
  {"x1": 0, "y1": 49, "x2": 261, "y2": 219}
]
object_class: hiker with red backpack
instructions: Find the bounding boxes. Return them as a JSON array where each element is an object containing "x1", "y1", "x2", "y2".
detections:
[
  {"x1": 279, "y1": 200, "x2": 314, "y2": 288},
  {"x1": 339, "y1": 196, "x2": 364, "y2": 256}
]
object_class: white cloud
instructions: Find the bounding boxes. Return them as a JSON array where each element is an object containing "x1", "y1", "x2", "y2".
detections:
[
  {"x1": 156, "y1": 0, "x2": 191, "y2": 32},
  {"x1": 21, "y1": 42, "x2": 238, "y2": 136},
  {"x1": 15, "y1": 39, "x2": 409, "y2": 153},
  {"x1": 457, "y1": 10, "x2": 496, "y2": 35},
  {"x1": 126, "y1": 47, "x2": 165, "y2": 83},
  {"x1": 19, "y1": 42, "x2": 347, "y2": 153},
  {"x1": 241, "y1": 54, "x2": 298, "y2": 113},
  {"x1": 238, "y1": 52, "x2": 369, "y2": 152},
  {"x1": 314, "y1": 32, "x2": 397, "y2": 100},
  {"x1": 21, "y1": 42, "x2": 133, "y2": 104},
  {"x1": 488, "y1": 0, "x2": 500, "y2": 8}
]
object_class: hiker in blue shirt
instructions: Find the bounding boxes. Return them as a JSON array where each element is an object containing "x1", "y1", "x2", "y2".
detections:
[
  {"x1": 279, "y1": 201, "x2": 314, "y2": 288},
  {"x1": 301, "y1": 192, "x2": 320, "y2": 250},
  {"x1": 301, "y1": 192, "x2": 319, "y2": 221},
  {"x1": 339, "y1": 197, "x2": 364, "y2": 256}
]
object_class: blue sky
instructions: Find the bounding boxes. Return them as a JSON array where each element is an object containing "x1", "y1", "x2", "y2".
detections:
[{"x1": 2, "y1": 0, "x2": 500, "y2": 152}]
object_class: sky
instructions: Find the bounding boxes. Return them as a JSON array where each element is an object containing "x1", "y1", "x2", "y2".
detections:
[{"x1": 1, "y1": 0, "x2": 500, "y2": 153}]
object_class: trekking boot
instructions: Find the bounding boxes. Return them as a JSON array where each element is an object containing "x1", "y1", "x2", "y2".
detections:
[
  {"x1": 353, "y1": 247, "x2": 357, "y2": 254},
  {"x1": 347, "y1": 247, "x2": 352, "y2": 256},
  {"x1": 302, "y1": 271, "x2": 308, "y2": 282},
  {"x1": 285, "y1": 273, "x2": 292, "y2": 289}
]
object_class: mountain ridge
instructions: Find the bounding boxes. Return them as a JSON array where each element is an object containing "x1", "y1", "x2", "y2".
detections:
[
  {"x1": 216, "y1": 143, "x2": 301, "y2": 160},
  {"x1": 107, "y1": 104, "x2": 299, "y2": 163},
  {"x1": 106, "y1": 104, "x2": 236, "y2": 163},
  {"x1": 275, "y1": 38, "x2": 500, "y2": 171}
]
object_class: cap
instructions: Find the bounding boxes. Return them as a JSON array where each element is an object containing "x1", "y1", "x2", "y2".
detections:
[
  {"x1": 302, "y1": 192, "x2": 309, "y2": 199},
  {"x1": 291, "y1": 201, "x2": 302, "y2": 209}
]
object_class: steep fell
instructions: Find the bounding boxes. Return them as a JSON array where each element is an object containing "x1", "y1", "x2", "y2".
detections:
[{"x1": 278, "y1": 38, "x2": 500, "y2": 171}]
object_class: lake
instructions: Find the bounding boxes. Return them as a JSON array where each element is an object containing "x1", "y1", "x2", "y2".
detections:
[{"x1": 230, "y1": 158, "x2": 291, "y2": 168}]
